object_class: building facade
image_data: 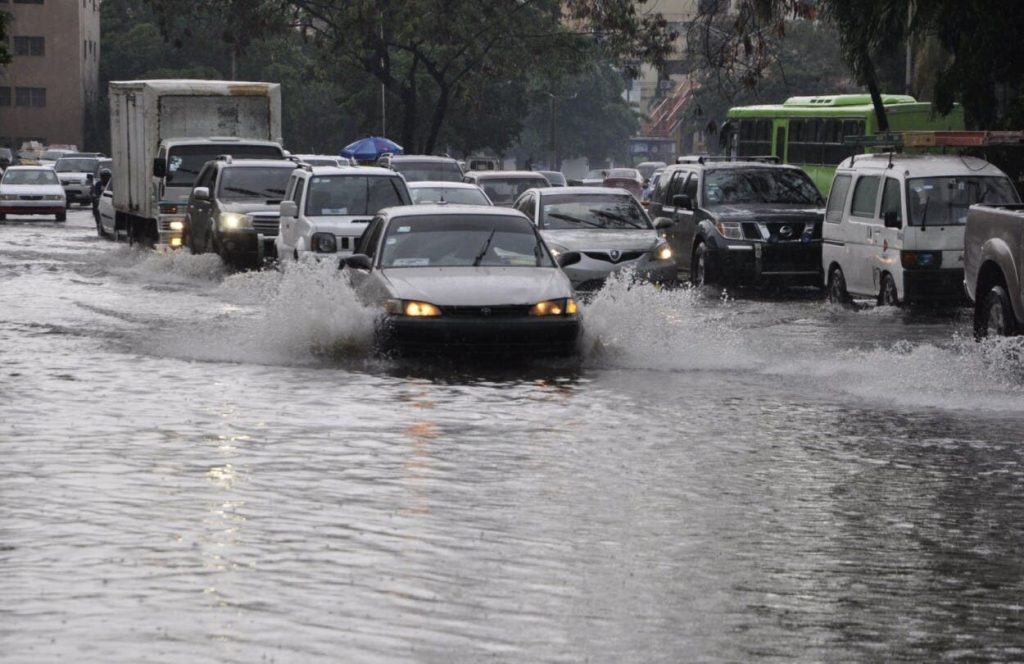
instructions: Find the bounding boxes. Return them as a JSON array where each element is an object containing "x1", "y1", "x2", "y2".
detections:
[{"x1": 0, "y1": 0, "x2": 101, "y2": 151}]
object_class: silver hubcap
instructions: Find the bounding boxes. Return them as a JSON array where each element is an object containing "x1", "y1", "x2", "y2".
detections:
[{"x1": 988, "y1": 301, "x2": 1006, "y2": 335}]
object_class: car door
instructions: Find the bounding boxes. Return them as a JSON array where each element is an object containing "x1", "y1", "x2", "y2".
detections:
[
  {"x1": 674, "y1": 171, "x2": 701, "y2": 270},
  {"x1": 875, "y1": 176, "x2": 904, "y2": 293},
  {"x1": 281, "y1": 174, "x2": 304, "y2": 252},
  {"x1": 845, "y1": 174, "x2": 882, "y2": 296},
  {"x1": 99, "y1": 183, "x2": 115, "y2": 234},
  {"x1": 349, "y1": 216, "x2": 387, "y2": 298},
  {"x1": 189, "y1": 165, "x2": 216, "y2": 251},
  {"x1": 658, "y1": 169, "x2": 691, "y2": 268},
  {"x1": 822, "y1": 172, "x2": 853, "y2": 285}
]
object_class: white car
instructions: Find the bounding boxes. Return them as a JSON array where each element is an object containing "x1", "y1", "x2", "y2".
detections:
[
  {"x1": 292, "y1": 154, "x2": 351, "y2": 168},
  {"x1": 54, "y1": 155, "x2": 101, "y2": 206},
  {"x1": 0, "y1": 166, "x2": 67, "y2": 222},
  {"x1": 823, "y1": 153, "x2": 1020, "y2": 306},
  {"x1": 95, "y1": 181, "x2": 116, "y2": 238},
  {"x1": 407, "y1": 181, "x2": 492, "y2": 206},
  {"x1": 276, "y1": 165, "x2": 412, "y2": 262}
]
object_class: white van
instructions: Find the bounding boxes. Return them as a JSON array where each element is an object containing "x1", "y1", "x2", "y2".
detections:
[{"x1": 822, "y1": 154, "x2": 1019, "y2": 305}]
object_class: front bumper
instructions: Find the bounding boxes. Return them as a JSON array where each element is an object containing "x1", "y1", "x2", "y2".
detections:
[
  {"x1": 62, "y1": 185, "x2": 92, "y2": 201},
  {"x1": 216, "y1": 230, "x2": 279, "y2": 263},
  {"x1": 903, "y1": 268, "x2": 965, "y2": 303},
  {"x1": 0, "y1": 202, "x2": 64, "y2": 215},
  {"x1": 710, "y1": 239, "x2": 822, "y2": 285},
  {"x1": 566, "y1": 258, "x2": 677, "y2": 291},
  {"x1": 378, "y1": 315, "x2": 581, "y2": 356}
]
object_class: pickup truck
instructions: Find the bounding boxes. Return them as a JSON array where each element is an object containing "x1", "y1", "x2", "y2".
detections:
[{"x1": 964, "y1": 204, "x2": 1024, "y2": 337}]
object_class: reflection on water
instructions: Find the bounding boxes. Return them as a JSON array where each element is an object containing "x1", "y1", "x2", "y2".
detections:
[{"x1": 1, "y1": 212, "x2": 1023, "y2": 662}]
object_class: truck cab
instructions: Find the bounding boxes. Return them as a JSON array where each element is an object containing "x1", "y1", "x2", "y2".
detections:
[{"x1": 964, "y1": 204, "x2": 1024, "y2": 337}]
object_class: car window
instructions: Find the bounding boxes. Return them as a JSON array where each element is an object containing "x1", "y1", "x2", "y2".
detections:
[
  {"x1": 195, "y1": 165, "x2": 215, "y2": 190},
  {"x1": 704, "y1": 168, "x2": 822, "y2": 206},
  {"x1": 305, "y1": 175, "x2": 409, "y2": 216},
  {"x1": 539, "y1": 193, "x2": 652, "y2": 230},
  {"x1": 2, "y1": 169, "x2": 59, "y2": 185},
  {"x1": 359, "y1": 217, "x2": 386, "y2": 259},
  {"x1": 411, "y1": 186, "x2": 490, "y2": 206},
  {"x1": 380, "y1": 214, "x2": 553, "y2": 268},
  {"x1": 850, "y1": 175, "x2": 880, "y2": 219},
  {"x1": 477, "y1": 177, "x2": 547, "y2": 206},
  {"x1": 880, "y1": 177, "x2": 902, "y2": 224},
  {"x1": 390, "y1": 160, "x2": 462, "y2": 182},
  {"x1": 652, "y1": 170, "x2": 671, "y2": 204},
  {"x1": 218, "y1": 166, "x2": 293, "y2": 202},
  {"x1": 825, "y1": 174, "x2": 852, "y2": 223},
  {"x1": 665, "y1": 171, "x2": 687, "y2": 204},
  {"x1": 906, "y1": 176, "x2": 1020, "y2": 226},
  {"x1": 683, "y1": 173, "x2": 698, "y2": 201}
]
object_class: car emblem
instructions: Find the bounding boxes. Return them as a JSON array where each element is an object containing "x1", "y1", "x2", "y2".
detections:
[
  {"x1": 779, "y1": 225, "x2": 793, "y2": 238},
  {"x1": 480, "y1": 307, "x2": 492, "y2": 316},
  {"x1": 610, "y1": 249, "x2": 621, "y2": 262}
]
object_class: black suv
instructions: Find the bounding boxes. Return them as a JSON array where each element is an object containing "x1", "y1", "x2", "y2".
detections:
[
  {"x1": 184, "y1": 157, "x2": 298, "y2": 268},
  {"x1": 648, "y1": 157, "x2": 825, "y2": 287}
]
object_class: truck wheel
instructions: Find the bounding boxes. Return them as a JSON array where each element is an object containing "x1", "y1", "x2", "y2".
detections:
[
  {"x1": 878, "y1": 273, "x2": 899, "y2": 306},
  {"x1": 827, "y1": 266, "x2": 851, "y2": 306},
  {"x1": 975, "y1": 285, "x2": 1017, "y2": 338},
  {"x1": 690, "y1": 242, "x2": 713, "y2": 287}
]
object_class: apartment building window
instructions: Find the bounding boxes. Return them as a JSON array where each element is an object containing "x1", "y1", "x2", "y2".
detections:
[
  {"x1": 15, "y1": 87, "x2": 46, "y2": 107},
  {"x1": 0, "y1": 88, "x2": 10, "y2": 106},
  {"x1": 13, "y1": 0, "x2": 45, "y2": 4},
  {"x1": 14, "y1": 36, "x2": 45, "y2": 56}
]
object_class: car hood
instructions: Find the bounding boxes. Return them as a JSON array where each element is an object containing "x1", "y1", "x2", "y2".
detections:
[
  {"x1": 305, "y1": 215, "x2": 376, "y2": 236},
  {"x1": 541, "y1": 228, "x2": 660, "y2": 252},
  {"x1": 381, "y1": 267, "x2": 571, "y2": 306},
  {"x1": 57, "y1": 171, "x2": 92, "y2": 181},
  {"x1": 220, "y1": 201, "x2": 283, "y2": 216},
  {"x1": 1, "y1": 184, "x2": 64, "y2": 195},
  {"x1": 707, "y1": 203, "x2": 825, "y2": 223}
]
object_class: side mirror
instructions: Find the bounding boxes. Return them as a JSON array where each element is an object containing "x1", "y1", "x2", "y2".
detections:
[
  {"x1": 672, "y1": 194, "x2": 693, "y2": 210},
  {"x1": 654, "y1": 218, "x2": 674, "y2": 230},
  {"x1": 153, "y1": 157, "x2": 167, "y2": 178},
  {"x1": 192, "y1": 186, "x2": 210, "y2": 201},
  {"x1": 280, "y1": 200, "x2": 297, "y2": 218},
  {"x1": 341, "y1": 253, "x2": 372, "y2": 270},
  {"x1": 883, "y1": 210, "x2": 901, "y2": 228},
  {"x1": 556, "y1": 251, "x2": 581, "y2": 268}
]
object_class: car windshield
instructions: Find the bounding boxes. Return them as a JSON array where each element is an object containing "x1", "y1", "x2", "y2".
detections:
[
  {"x1": 165, "y1": 144, "x2": 283, "y2": 187},
  {"x1": 907, "y1": 176, "x2": 1020, "y2": 226},
  {"x1": 704, "y1": 168, "x2": 822, "y2": 206},
  {"x1": 217, "y1": 166, "x2": 293, "y2": 202},
  {"x1": 42, "y1": 151, "x2": 69, "y2": 161},
  {"x1": 380, "y1": 215, "x2": 554, "y2": 268},
  {"x1": 392, "y1": 161, "x2": 463, "y2": 182},
  {"x1": 636, "y1": 163, "x2": 664, "y2": 180},
  {"x1": 585, "y1": 169, "x2": 608, "y2": 179},
  {"x1": 2, "y1": 169, "x2": 59, "y2": 185},
  {"x1": 478, "y1": 177, "x2": 548, "y2": 206},
  {"x1": 305, "y1": 175, "x2": 410, "y2": 216},
  {"x1": 55, "y1": 158, "x2": 98, "y2": 173},
  {"x1": 409, "y1": 186, "x2": 490, "y2": 205},
  {"x1": 540, "y1": 193, "x2": 652, "y2": 230},
  {"x1": 540, "y1": 172, "x2": 566, "y2": 186},
  {"x1": 606, "y1": 169, "x2": 639, "y2": 180}
]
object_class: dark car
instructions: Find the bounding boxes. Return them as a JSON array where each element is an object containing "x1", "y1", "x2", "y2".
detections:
[
  {"x1": 340, "y1": 205, "x2": 581, "y2": 357},
  {"x1": 184, "y1": 157, "x2": 297, "y2": 268},
  {"x1": 648, "y1": 158, "x2": 825, "y2": 287},
  {"x1": 378, "y1": 154, "x2": 464, "y2": 182}
]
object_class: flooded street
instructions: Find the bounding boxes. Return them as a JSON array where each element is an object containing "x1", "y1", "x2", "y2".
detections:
[{"x1": 2, "y1": 209, "x2": 1024, "y2": 662}]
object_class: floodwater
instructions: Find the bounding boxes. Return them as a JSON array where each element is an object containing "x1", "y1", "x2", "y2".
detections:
[{"x1": 2, "y1": 210, "x2": 1023, "y2": 663}]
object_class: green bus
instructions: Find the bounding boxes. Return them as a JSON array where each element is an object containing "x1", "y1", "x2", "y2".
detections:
[{"x1": 724, "y1": 94, "x2": 964, "y2": 193}]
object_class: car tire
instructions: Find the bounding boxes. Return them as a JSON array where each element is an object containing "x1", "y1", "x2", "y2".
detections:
[
  {"x1": 974, "y1": 284, "x2": 1017, "y2": 339},
  {"x1": 878, "y1": 273, "x2": 899, "y2": 306},
  {"x1": 0, "y1": 213, "x2": 6, "y2": 221},
  {"x1": 827, "y1": 266, "x2": 851, "y2": 305},
  {"x1": 56, "y1": 211, "x2": 66, "y2": 223},
  {"x1": 95, "y1": 213, "x2": 107, "y2": 238},
  {"x1": 690, "y1": 241, "x2": 713, "y2": 287}
]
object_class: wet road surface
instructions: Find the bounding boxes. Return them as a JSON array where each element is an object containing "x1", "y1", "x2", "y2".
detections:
[{"x1": 2, "y1": 210, "x2": 1023, "y2": 662}]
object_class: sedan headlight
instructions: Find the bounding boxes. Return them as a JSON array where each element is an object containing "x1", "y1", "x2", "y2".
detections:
[
  {"x1": 530, "y1": 298, "x2": 579, "y2": 317},
  {"x1": 312, "y1": 232, "x2": 338, "y2": 253},
  {"x1": 714, "y1": 221, "x2": 744, "y2": 240},
  {"x1": 0, "y1": 194, "x2": 18, "y2": 200},
  {"x1": 45, "y1": 194, "x2": 64, "y2": 201},
  {"x1": 652, "y1": 242, "x2": 672, "y2": 261},
  {"x1": 218, "y1": 212, "x2": 253, "y2": 230},
  {"x1": 547, "y1": 243, "x2": 570, "y2": 257},
  {"x1": 384, "y1": 299, "x2": 441, "y2": 317}
]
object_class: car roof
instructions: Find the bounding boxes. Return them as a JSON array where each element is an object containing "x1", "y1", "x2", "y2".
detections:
[
  {"x1": 4, "y1": 165, "x2": 55, "y2": 171},
  {"x1": 388, "y1": 154, "x2": 458, "y2": 163},
  {"x1": 836, "y1": 153, "x2": 1008, "y2": 177},
  {"x1": 380, "y1": 204, "x2": 528, "y2": 220},
  {"x1": 303, "y1": 165, "x2": 396, "y2": 176},
  {"x1": 217, "y1": 159, "x2": 297, "y2": 168},
  {"x1": 465, "y1": 170, "x2": 549, "y2": 179},
  {"x1": 534, "y1": 186, "x2": 634, "y2": 197},
  {"x1": 406, "y1": 180, "x2": 482, "y2": 189}
]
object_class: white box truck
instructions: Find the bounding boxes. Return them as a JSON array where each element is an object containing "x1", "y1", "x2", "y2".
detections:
[{"x1": 109, "y1": 79, "x2": 285, "y2": 245}]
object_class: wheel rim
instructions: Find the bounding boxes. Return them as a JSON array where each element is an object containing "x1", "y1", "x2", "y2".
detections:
[
  {"x1": 883, "y1": 278, "x2": 897, "y2": 305},
  {"x1": 693, "y1": 247, "x2": 706, "y2": 286},
  {"x1": 988, "y1": 300, "x2": 1007, "y2": 335},
  {"x1": 829, "y1": 270, "x2": 844, "y2": 302}
]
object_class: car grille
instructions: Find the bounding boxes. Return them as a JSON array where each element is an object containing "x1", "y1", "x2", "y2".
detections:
[
  {"x1": 583, "y1": 250, "x2": 645, "y2": 263},
  {"x1": 441, "y1": 305, "x2": 533, "y2": 318},
  {"x1": 19, "y1": 195, "x2": 43, "y2": 201},
  {"x1": 742, "y1": 222, "x2": 821, "y2": 241},
  {"x1": 250, "y1": 216, "x2": 279, "y2": 236}
]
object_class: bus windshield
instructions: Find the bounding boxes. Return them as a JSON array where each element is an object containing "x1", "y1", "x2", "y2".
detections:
[
  {"x1": 703, "y1": 168, "x2": 823, "y2": 206},
  {"x1": 907, "y1": 176, "x2": 1020, "y2": 226}
]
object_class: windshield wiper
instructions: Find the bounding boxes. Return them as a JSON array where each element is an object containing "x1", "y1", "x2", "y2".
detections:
[
  {"x1": 473, "y1": 229, "x2": 497, "y2": 266},
  {"x1": 591, "y1": 208, "x2": 644, "y2": 228},
  {"x1": 548, "y1": 212, "x2": 604, "y2": 229},
  {"x1": 224, "y1": 186, "x2": 264, "y2": 197}
]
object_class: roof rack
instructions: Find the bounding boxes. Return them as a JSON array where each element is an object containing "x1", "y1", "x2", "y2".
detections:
[
  {"x1": 676, "y1": 155, "x2": 781, "y2": 165},
  {"x1": 844, "y1": 130, "x2": 1024, "y2": 149},
  {"x1": 215, "y1": 154, "x2": 233, "y2": 164}
]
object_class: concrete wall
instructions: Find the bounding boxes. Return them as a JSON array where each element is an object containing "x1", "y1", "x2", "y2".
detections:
[{"x1": 0, "y1": 0, "x2": 101, "y2": 150}]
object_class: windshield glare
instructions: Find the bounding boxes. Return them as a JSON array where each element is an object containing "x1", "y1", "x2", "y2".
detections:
[
  {"x1": 704, "y1": 168, "x2": 822, "y2": 206},
  {"x1": 392, "y1": 162, "x2": 463, "y2": 182},
  {"x1": 306, "y1": 175, "x2": 409, "y2": 216},
  {"x1": 478, "y1": 178, "x2": 547, "y2": 206},
  {"x1": 217, "y1": 167, "x2": 293, "y2": 202},
  {"x1": 410, "y1": 186, "x2": 490, "y2": 205},
  {"x1": 380, "y1": 215, "x2": 553, "y2": 268},
  {"x1": 165, "y1": 145, "x2": 283, "y2": 187},
  {"x1": 541, "y1": 194, "x2": 652, "y2": 230},
  {"x1": 907, "y1": 176, "x2": 1020, "y2": 226},
  {"x1": 2, "y1": 169, "x2": 59, "y2": 185},
  {"x1": 55, "y1": 158, "x2": 98, "y2": 173}
]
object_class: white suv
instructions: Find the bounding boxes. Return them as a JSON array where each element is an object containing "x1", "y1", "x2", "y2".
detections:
[
  {"x1": 822, "y1": 153, "x2": 1019, "y2": 306},
  {"x1": 276, "y1": 165, "x2": 412, "y2": 262}
]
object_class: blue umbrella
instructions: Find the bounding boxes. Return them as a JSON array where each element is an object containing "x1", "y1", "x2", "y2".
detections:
[{"x1": 340, "y1": 136, "x2": 404, "y2": 161}]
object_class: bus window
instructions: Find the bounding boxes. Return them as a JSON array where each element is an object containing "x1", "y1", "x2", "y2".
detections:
[{"x1": 738, "y1": 119, "x2": 772, "y2": 156}]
